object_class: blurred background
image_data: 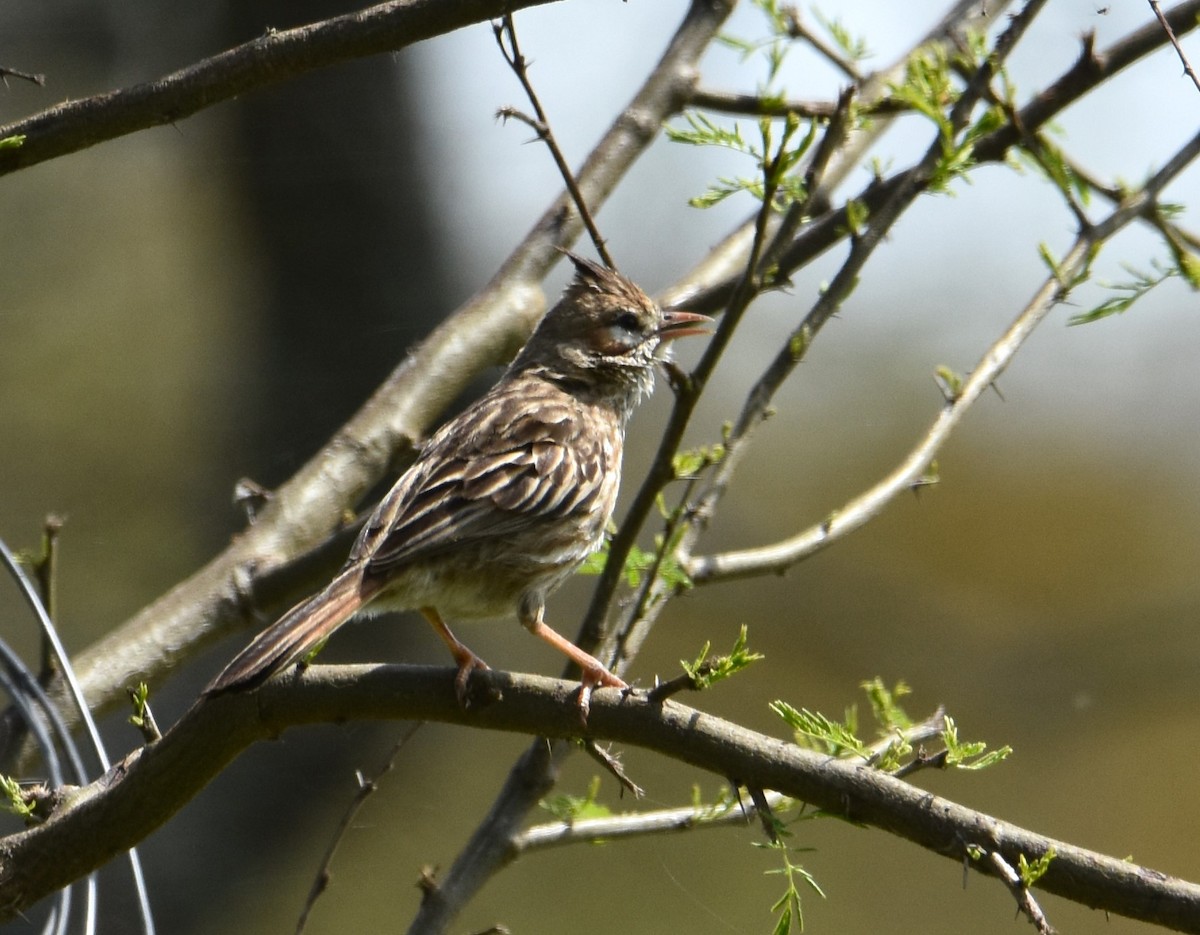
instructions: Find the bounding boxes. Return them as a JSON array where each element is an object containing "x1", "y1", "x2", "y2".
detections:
[{"x1": 1, "y1": 1, "x2": 1198, "y2": 932}]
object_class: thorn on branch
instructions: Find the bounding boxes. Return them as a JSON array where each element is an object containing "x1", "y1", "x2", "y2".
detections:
[
  {"x1": 646, "y1": 670, "x2": 701, "y2": 703},
  {"x1": 233, "y1": 477, "x2": 273, "y2": 523},
  {"x1": 416, "y1": 864, "x2": 440, "y2": 898},
  {"x1": 891, "y1": 746, "x2": 948, "y2": 779},
  {"x1": 747, "y1": 784, "x2": 780, "y2": 843},
  {"x1": 908, "y1": 464, "x2": 940, "y2": 498},
  {"x1": 495, "y1": 106, "x2": 547, "y2": 140}
]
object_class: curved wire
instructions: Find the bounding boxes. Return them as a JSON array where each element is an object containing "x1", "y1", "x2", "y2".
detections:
[
  {"x1": 0, "y1": 536, "x2": 157, "y2": 934},
  {"x1": 0, "y1": 632, "x2": 74, "y2": 935}
]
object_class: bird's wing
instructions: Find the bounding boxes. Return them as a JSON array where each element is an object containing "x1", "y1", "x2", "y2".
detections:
[{"x1": 351, "y1": 382, "x2": 619, "y2": 575}]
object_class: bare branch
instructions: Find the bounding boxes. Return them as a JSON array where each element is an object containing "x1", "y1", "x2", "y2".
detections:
[
  {"x1": 295, "y1": 723, "x2": 424, "y2": 935},
  {"x1": 515, "y1": 793, "x2": 767, "y2": 852},
  {"x1": 782, "y1": 8, "x2": 863, "y2": 81},
  {"x1": 0, "y1": 0, "x2": 560, "y2": 176},
  {"x1": 688, "y1": 87, "x2": 841, "y2": 119},
  {"x1": 494, "y1": 14, "x2": 614, "y2": 268},
  {"x1": 1149, "y1": 0, "x2": 1200, "y2": 93}
]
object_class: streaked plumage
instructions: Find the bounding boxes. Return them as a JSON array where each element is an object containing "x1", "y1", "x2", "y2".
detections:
[{"x1": 205, "y1": 254, "x2": 709, "y2": 703}]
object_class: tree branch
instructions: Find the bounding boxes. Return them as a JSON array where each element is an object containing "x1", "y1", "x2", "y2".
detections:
[
  {"x1": 0, "y1": 0, "x2": 560, "y2": 175},
  {"x1": 687, "y1": 123, "x2": 1200, "y2": 583},
  {"x1": 662, "y1": 0, "x2": 1200, "y2": 316},
  {"x1": 2, "y1": 666, "x2": 1198, "y2": 932}
]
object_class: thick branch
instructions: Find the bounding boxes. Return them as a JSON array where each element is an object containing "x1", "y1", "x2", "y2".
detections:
[
  {"x1": 1, "y1": 666, "x2": 1198, "y2": 931},
  {"x1": 0, "y1": 0, "x2": 558, "y2": 175}
]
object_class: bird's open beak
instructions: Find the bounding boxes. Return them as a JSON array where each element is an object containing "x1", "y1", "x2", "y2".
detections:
[{"x1": 657, "y1": 309, "x2": 713, "y2": 342}]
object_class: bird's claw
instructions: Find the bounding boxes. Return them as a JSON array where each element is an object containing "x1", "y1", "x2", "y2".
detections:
[
  {"x1": 574, "y1": 665, "x2": 628, "y2": 728},
  {"x1": 453, "y1": 654, "x2": 492, "y2": 708}
]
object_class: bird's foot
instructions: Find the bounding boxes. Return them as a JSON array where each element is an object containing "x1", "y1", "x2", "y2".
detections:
[
  {"x1": 452, "y1": 650, "x2": 492, "y2": 709},
  {"x1": 574, "y1": 663, "x2": 629, "y2": 727}
]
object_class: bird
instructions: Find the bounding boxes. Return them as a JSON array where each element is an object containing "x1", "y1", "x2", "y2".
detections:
[{"x1": 204, "y1": 253, "x2": 710, "y2": 710}]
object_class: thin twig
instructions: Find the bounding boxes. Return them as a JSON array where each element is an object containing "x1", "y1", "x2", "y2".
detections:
[
  {"x1": 494, "y1": 14, "x2": 615, "y2": 269},
  {"x1": 516, "y1": 792, "x2": 766, "y2": 852},
  {"x1": 33, "y1": 514, "x2": 64, "y2": 678},
  {"x1": 1149, "y1": 0, "x2": 1200, "y2": 92},
  {"x1": 295, "y1": 722, "x2": 424, "y2": 934},
  {"x1": 783, "y1": 8, "x2": 862, "y2": 81},
  {"x1": 0, "y1": 66, "x2": 45, "y2": 88},
  {"x1": 581, "y1": 740, "x2": 644, "y2": 799}
]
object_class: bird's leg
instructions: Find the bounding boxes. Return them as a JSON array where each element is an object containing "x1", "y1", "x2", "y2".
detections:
[
  {"x1": 520, "y1": 604, "x2": 627, "y2": 722},
  {"x1": 420, "y1": 607, "x2": 490, "y2": 706}
]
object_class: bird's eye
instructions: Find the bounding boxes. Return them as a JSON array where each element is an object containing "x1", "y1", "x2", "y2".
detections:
[{"x1": 614, "y1": 310, "x2": 641, "y2": 332}]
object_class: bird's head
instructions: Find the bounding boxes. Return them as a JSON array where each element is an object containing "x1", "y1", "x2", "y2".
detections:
[{"x1": 514, "y1": 252, "x2": 710, "y2": 406}]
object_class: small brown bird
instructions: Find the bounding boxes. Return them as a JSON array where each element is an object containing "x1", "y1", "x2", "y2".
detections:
[{"x1": 205, "y1": 254, "x2": 709, "y2": 706}]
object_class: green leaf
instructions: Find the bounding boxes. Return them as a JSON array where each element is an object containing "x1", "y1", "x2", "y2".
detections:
[
  {"x1": 843, "y1": 198, "x2": 869, "y2": 236},
  {"x1": 714, "y1": 33, "x2": 758, "y2": 59},
  {"x1": 812, "y1": 10, "x2": 871, "y2": 61},
  {"x1": 681, "y1": 624, "x2": 763, "y2": 689},
  {"x1": 933, "y1": 365, "x2": 965, "y2": 401},
  {"x1": 1018, "y1": 847, "x2": 1056, "y2": 887},
  {"x1": 1069, "y1": 259, "x2": 1177, "y2": 325},
  {"x1": 861, "y1": 678, "x2": 912, "y2": 731},
  {"x1": 0, "y1": 775, "x2": 35, "y2": 820},
  {"x1": 687, "y1": 177, "x2": 761, "y2": 209},
  {"x1": 762, "y1": 835, "x2": 825, "y2": 933},
  {"x1": 665, "y1": 112, "x2": 754, "y2": 155},
  {"x1": 672, "y1": 443, "x2": 726, "y2": 478},
  {"x1": 539, "y1": 776, "x2": 611, "y2": 823},
  {"x1": 771, "y1": 700, "x2": 871, "y2": 759},
  {"x1": 0, "y1": 134, "x2": 26, "y2": 151},
  {"x1": 1179, "y1": 251, "x2": 1200, "y2": 289},
  {"x1": 128, "y1": 681, "x2": 151, "y2": 729},
  {"x1": 1037, "y1": 242, "x2": 1065, "y2": 283},
  {"x1": 942, "y1": 715, "x2": 1012, "y2": 769},
  {"x1": 576, "y1": 546, "x2": 608, "y2": 576}
]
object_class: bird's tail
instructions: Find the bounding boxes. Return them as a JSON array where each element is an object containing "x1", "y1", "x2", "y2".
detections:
[{"x1": 204, "y1": 569, "x2": 377, "y2": 695}]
